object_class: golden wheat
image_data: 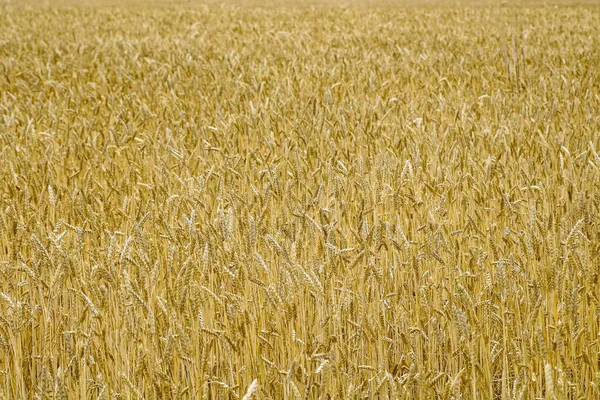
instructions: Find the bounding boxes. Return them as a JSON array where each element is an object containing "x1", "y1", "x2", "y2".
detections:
[{"x1": 0, "y1": 1, "x2": 599, "y2": 399}]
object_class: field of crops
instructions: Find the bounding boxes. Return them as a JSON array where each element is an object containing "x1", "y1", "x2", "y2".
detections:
[{"x1": 1, "y1": 1, "x2": 600, "y2": 399}]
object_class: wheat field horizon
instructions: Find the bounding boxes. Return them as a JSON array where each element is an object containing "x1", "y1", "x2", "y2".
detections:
[{"x1": 0, "y1": 1, "x2": 599, "y2": 399}]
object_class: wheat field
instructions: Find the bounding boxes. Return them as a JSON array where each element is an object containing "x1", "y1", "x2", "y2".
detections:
[{"x1": 1, "y1": 1, "x2": 599, "y2": 399}]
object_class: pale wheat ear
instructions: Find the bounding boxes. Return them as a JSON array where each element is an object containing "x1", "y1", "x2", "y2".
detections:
[{"x1": 242, "y1": 378, "x2": 259, "y2": 400}]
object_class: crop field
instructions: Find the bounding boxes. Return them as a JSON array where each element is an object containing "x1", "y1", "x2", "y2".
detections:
[{"x1": 1, "y1": 1, "x2": 600, "y2": 399}]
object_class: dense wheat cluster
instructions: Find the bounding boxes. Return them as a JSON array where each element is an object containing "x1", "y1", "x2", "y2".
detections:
[{"x1": 1, "y1": 2, "x2": 600, "y2": 399}]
